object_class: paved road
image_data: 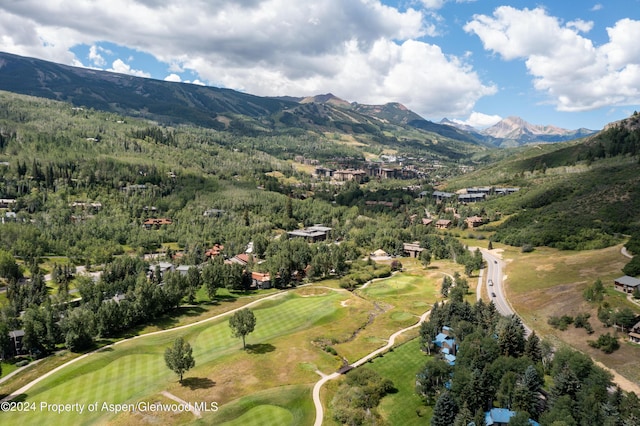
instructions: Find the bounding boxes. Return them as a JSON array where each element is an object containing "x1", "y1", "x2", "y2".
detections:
[{"x1": 481, "y1": 250, "x2": 531, "y2": 336}]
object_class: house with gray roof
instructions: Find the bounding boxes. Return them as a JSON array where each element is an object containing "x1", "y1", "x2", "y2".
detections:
[{"x1": 614, "y1": 275, "x2": 640, "y2": 293}]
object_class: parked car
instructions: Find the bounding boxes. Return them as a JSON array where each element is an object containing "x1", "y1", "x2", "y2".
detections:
[{"x1": 488, "y1": 279, "x2": 493, "y2": 286}]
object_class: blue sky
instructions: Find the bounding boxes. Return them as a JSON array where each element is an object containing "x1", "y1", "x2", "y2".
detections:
[{"x1": 0, "y1": 1, "x2": 639, "y2": 129}]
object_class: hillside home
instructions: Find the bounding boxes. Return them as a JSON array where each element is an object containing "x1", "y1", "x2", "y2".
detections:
[
  {"x1": 458, "y1": 193, "x2": 486, "y2": 203},
  {"x1": 371, "y1": 249, "x2": 389, "y2": 258},
  {"x1": 433, "y1": 325, "x2": 457, "y2": 356},
  {"x1": 494, "y1": 187, "x2": 520, "y2": 195},
  {"x1": 70, "y1": 201, "x2": 103, "y2": 212},
  {"x1": 364, "y1": 200, "x2": 394, "y2": 208},
  {"x1": 403, "y1": 242, "x2": 424, "y2": 258},
  {"x1": 432, "y1": 191, "x2": 454, "y2": 202},
  {"x1": 8, "y1": 329, "x2": 25, "y2": 357},
  {"x1": 251, "y1": 272, "x2": 271, "y2": 289},
  {"x1": 629, "y1": 321, "x2": 640, "y2": 344},
  {"x1": 314, "y1": 166, "x2": 334, "y2": 178},
  {"x1": 143, "y1": 218, "x2": 173, "y2": 229},
  {"x1": 484, "y1": 408, "x2": 540, "y2": 426},
  {"x1": 432, "y1": 326, "x2": 457, "y2": 366},
  {"x1": 148, "y1": 262, "x2": 174, "y2": 281},
  {"x1": 333, "y1": 169, "x2": 367, "y2": 182},
  {"x1": 230, "y1": 253, "x2": 250, "y2": 266},
  {"x1": 0, "y1": 198, "x2": 16, "y2": 208},
  {"x1": 614, "y1": 275, "x2": 640, "y2": 293},
  {"x1": 465, "y1": 215, "x2": 486, "y2": 229},
  {"x1": 379, "y1": 168, "x2": 397, "y2": 179},
  {"x1": 205, "y1": 244, "x2": 224, "y2": 258},
  {"x1": 466, "y1": 187, "x2": 492, "y2": 195},
  {"x1": 287, "y1": 225, "x2": 332, "y2": 242},
  {"x1": 176, "y1": 265, "x2": 192, "y2": 276},
  {"x1": 121, "y1": 184, "x2": 147, "y2": 192},
  {"x1": 421, "y1": 218, "x2": 433, "y2": 226},
  {"x1": 435, "y1": 219, "x2": 452, "y2": 229}
]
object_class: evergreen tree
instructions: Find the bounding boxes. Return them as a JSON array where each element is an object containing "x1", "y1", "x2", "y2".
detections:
[
  {"x1": 497, "y1": 315, "x2": 526, "y2": 357},
  {"x1": 453, "y1": 402, "x2": 474, "y2": 426},
  {"x1": 431, "y1": 390, "x2": 458, "y2": 426},
  {"x1": 524, "y1": 331, "x2": 542, "y2": 362},
  {"x1": 441, "y1": 275, "x2": 452, "y2": 298}
]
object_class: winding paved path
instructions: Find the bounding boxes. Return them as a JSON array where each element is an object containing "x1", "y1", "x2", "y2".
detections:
[
  {"x1": 312, "y1": 308, "x2": 431, "y2": 426},
  {"x1": 1, "y1": 290, "x2": 289, "y2": 402}
]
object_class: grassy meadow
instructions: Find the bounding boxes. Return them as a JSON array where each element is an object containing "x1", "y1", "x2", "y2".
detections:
[{"x1": 504, "y1": 243, "x2": 640, "y2": 386}]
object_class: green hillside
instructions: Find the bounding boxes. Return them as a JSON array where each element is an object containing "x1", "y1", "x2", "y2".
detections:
[
  {"x1": 443, "y1": 121, "x2": 640, "y2": 250},
  {"x1": 0, "y1": 51, "x2": 491, "y2": 163}
]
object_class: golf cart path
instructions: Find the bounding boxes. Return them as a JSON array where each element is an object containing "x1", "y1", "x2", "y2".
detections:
[
  {"x1": 312, "y1": 308, "x2": 431, "y2": 426},
  {"x1": 1, "y1": 290, "x2": 289, "y2": 402}
]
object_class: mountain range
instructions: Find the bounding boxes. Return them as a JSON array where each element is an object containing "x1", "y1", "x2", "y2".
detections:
[
  {"x1": 441, "y1": 116, "x2": 597, "y2": 147},
  {"x1": 0, "y1": 51, "x2": 597, "y2": 148}
]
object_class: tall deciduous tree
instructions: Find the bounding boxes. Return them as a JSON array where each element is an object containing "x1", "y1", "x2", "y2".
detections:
[
  {"x1": 0, "y1": 249, "x2": 21, "y2": 282},
  {"x1": 229, "y1": 308, "x2": 256, "y2": 349},
  {"x1": 164, "y1": 337, "x2": 195, "y2": 384},
  {"x1": 202, "y1": 258, "x2": 224, "y2": 299},
  {"x1": 61, "y1": 307, "x2": 95, "y2": 352},
  {"x1": 186, "y1": 266, "x2": 201, "y2": 304}
]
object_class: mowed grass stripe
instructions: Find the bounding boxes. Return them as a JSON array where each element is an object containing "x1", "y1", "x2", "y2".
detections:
[
  {"x1": 3, "y1": 292, "x2": 343, "y2": 425},
  {"x1": 220, "y1": 405, "x2": 293, "y2": 426}
]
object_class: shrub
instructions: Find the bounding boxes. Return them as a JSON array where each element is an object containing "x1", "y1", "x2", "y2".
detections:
[
  {"x1": 324, "y1": 346, "x2": 337, "y2": 355},
  {"x1": 390, "y1": 260, "x2": 403, "y2": 271},
  {"x1": 521, "y1": 244, "x2": 534, "y2": 253},
  {"x1": 588, "y1": 333, "x2": 620, "y2": 353},
  {"x1": 548, "y1": 315, "x2": 574, "y2": 331},
  {"x1": 574, "y1": 313, "x2": 594, "y2": 334}
]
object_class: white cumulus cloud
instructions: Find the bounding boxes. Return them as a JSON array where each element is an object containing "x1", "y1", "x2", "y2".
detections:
[
  {"x1": 465, "y1": 6, "x2": 640, "y2": 111},
  {"x1": 0, "y1": 0, "x2": 495, "y2": 118},
  {"x1": 88, "y1": 44, "x2": 106, "y2": 67},
  {"x1": 454, "y1": 112, "x2": 502, "y2": 129},
  {"x1": 164, "y1": 73, "x2": 182, "y2": 82},
  {"x1": 109, "y1": 59, "x2": 151, "y2": 77}
]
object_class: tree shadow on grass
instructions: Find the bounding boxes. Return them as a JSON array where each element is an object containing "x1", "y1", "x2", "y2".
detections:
[
  {"x1": 181, "y1": 377, "x2": 216, "y2": 390},
  {"x1": 245, "y1": 343, "x2": 276, "y2": 354},
  {"x1": 178, "y1": 305, "x2": 206, "y2": 317}
]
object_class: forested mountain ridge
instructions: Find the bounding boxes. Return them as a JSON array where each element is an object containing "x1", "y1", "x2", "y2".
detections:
[{"x1": 0, "y1": 51, "x2": 490, "y2": 160}]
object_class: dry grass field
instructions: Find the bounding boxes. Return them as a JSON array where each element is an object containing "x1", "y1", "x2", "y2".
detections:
[{"x1": 504, "y1": 243, "x2": 640, "y2": 391}]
